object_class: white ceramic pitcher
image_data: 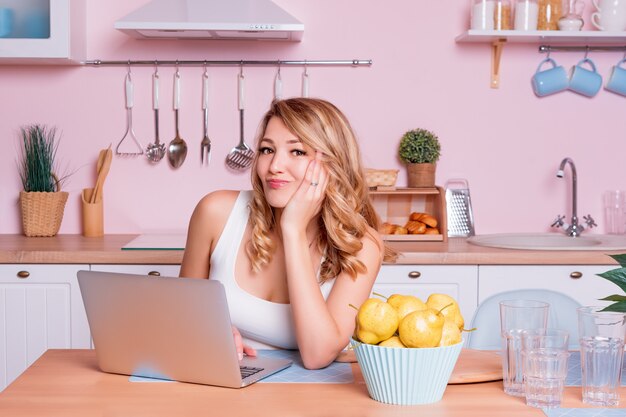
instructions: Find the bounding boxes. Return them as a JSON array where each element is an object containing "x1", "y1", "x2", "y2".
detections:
[{"x1": 591, "y1": 0, "x2": 626, "y2": 30}]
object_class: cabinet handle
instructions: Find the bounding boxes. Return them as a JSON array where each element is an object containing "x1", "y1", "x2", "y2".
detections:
[
  {"x1": 569, "y1": 271, "x2": 583, "y2": 279},
  {"x1": 17, "y1": 270, "x2": 30, "y2": 279},
  {"x1": 408, "y1": 271, "x2": 421, "y2": 279},
  {"x1": 147, "y1": 271, "x2": 161, "y2": 277}
]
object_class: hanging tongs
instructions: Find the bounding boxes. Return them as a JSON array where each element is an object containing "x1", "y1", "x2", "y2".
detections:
[{"x1": 115, "y1": 63, "x2": 144, "y2": 156}]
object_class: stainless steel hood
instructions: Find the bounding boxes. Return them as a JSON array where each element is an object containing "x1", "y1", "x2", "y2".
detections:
[{"x1": 115, "y1": 0, "x2": 304, "y2": 41}]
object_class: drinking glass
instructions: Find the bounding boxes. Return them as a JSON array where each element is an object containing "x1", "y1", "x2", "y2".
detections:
[
  {"x1": 604, "y1": 190, "x2": 626, "y2": 234},
  {"x1": 577, "y1": 306, "x2": 626, "y2": 407},
  {"x1": 521, "y1": 329, "x2": 570, "y2": 408},
  {"x1": 499, "y1": 300, "x2": 550, "y2": 397}
]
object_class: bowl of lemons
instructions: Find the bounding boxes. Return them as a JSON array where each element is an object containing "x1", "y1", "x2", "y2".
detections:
[{"x1": 350, "y1": 293, "x2": 467, "y2": 405}]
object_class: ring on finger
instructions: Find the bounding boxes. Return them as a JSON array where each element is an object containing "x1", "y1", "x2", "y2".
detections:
[{"x1": 311, "y1": 181, "x2": 319, "y2": 186}]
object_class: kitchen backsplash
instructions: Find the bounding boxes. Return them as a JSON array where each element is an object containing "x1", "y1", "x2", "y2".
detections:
[{"x1": 0, "y1": 0, "x2": 624, "y2": 236}]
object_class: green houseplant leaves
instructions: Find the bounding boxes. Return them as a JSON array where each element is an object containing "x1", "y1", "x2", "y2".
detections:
[{"x1": 597, "y1": 254, "x2": 626, "y2": 312}]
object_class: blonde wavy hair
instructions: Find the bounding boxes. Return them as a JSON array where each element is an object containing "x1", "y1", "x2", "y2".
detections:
[{"x1": 246, "y1": 98, "x2": 389, "y2": 283}]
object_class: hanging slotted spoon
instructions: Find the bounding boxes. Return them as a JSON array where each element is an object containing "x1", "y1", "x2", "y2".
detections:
[
  {"x1": 146, "y1": 66, "x2": 166, "y2": 163},
  {"x1": 225, "y1": 71, "x2": 254, "y2": 170},
  {"x1": 167, "y1": 68, "x2": 188, "y2": 169}
]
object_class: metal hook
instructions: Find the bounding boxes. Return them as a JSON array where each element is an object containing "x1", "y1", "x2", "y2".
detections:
[
  {"x1": 127, "y1": 60, "x2": 132, "y2": 81},
  {"x1": 153, "y1": 60, "x2": 159, "y2": 78},
  {"x1": 304, "y1": 59, "x2": 308, "y2": 76},
  {"x1": 203, "y1": 60, "x2": 208, "y2": 77},
  {"x1": 277, "y1": 60, "x2": 281, "y2": 76},
  {"x1": 239, "y1": 61, "x2": 244, "y2": 77},
  {"x1": 584, "y1": 46, "x2": 590, "y2": 59}
]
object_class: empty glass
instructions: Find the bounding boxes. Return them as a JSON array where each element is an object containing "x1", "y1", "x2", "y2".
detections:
[
  {"x1": 604, "y1": 190, "x2": 626, "y2": 234},
  {"x1": 577, "y1": 306, "x2": 626, "y2": 407},
  {"x1": 500, "y1": 300, "x2": 550, "y2": 397},
  {"x1": 521, "y1": 329, "x2": 570, "y2": 408}
]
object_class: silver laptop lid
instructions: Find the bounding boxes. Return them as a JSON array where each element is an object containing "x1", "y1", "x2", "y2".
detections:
[{"x1": 77, "y1": 270, "x2": 290, "y2": 388}]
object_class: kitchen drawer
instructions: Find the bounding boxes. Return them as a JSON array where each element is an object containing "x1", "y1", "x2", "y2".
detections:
[
  {"x1": 89, "y1": 264, "x2": 181, "y2": 277},
  {"x1": 478, "y1": 265, "x2": 618, "y2": 307}
]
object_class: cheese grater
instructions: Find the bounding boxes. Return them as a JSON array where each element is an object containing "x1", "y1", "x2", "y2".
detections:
[{"x1": 445, "y1": 178, "x2": 475, "y2": 237}]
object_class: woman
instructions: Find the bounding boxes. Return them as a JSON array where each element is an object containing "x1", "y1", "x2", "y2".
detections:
[{"x1": 180, "y1": 98, "x2": 385, "y2": 370}]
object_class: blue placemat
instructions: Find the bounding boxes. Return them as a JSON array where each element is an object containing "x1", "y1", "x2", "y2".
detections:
[
  {"x1": 543, "y1": 408, "x2": 626, "y2": 417},
  {"x1": 544, "y1": 409, "x2": 626, "y2": 417},
  {"x1": 129, "y1": 349, "x2": 353, "y2": 384},
  {"x1": 565, "y1": 352, "x2": 626, "y2": 387}
]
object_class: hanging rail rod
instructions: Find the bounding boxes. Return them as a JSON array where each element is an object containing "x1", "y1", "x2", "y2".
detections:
[
  {"x1": 83, "y1": 59, "x2": 373, "y2": 67},
  {"x1": 539, "y1": 45, "x2": 626, "y2": 53}
]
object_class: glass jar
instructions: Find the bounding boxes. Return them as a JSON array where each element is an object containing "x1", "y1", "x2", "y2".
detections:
[
  {"x1": 514, "y1": 0, "x2": 539, "y2": 30},
  {"x1": 558, "y1": 0, "x2": 584, "y2": 30},
  {"x1": 494, "y1": 0, "x2": 513, "y2": 29},
  {"x1": 471, "y1": 0, "x2": 496, "y2": 30},
  {"x1": 537, "y1": 0, "x2": 562, "y2": 30}
]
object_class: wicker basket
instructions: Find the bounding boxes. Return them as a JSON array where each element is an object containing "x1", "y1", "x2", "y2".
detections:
[
  {"x1": 365, "y1": 169, "x2": 399, "y2": 188},
  {"x1": 20, "y1": 190, "x2": 69, "y2": 237}
]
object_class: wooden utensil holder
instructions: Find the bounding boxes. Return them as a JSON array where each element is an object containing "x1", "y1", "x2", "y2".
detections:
[{"x1": 81, "y1": 188, "x2": 103, "y2": 237}]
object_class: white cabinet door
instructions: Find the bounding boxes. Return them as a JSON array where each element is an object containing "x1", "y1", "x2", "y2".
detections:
[
  {"x1": 478, "y1": 265, "x2": 619, "y2": 307},
  {"x1": 373, "y1": 265, "x2": 479, "y2": 326},
  {"x1": 0, "y1": 264, "x2": 89, "y2": 392},
  {"x1": 0, "y1": 0, "x2": 85, "y2": 63},
  {"x1": 89, "y1": 264, "x2": 181, "y2": 277}
]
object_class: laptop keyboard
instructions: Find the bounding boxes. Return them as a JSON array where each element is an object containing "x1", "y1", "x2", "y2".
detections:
[{"x1": 240, "y1": 366, "x2": 264, "y2": 379}]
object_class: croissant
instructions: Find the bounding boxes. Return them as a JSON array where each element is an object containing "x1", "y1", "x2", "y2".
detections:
[
  {"x1": 409, "y1": 212, "x2": 438, "y2": 228},
  {"x1": 380, "y1": 222, "x2": 396, "y2": 234},
  {"x1": 424, "y1": 227, "x2": 440, "y2": 235},
  {"x1": 405, "y1": 220, "x2": 427, "y2": 234},
  {"x1": 393, "y1": 226, "x2": 408, "y2": 235}
]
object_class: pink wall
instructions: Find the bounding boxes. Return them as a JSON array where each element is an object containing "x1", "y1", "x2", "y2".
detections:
[{"x1": 0, "y1": 0, "x2": 624, "y2": 236}]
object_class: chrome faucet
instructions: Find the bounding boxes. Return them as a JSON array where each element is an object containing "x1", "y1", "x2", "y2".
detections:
[{"x1": 551, "y1": 157, "x2": 596, "y2": 237}]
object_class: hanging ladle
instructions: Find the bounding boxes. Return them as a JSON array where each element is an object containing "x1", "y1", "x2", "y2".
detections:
[
  {"x1": 167, "y1": 65, "x2": 188, "y2": 168},
  {"x1": 146, "y1": 62, "x2": 166, "y2": 163}
]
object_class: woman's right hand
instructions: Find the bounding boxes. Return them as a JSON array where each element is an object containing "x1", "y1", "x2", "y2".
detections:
[{"x1": 232, "y1": 325, "x2": 257, "y2": 360}]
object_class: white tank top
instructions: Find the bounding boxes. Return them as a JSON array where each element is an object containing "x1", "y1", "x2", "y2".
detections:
[{"x1": 209, "y1": 190, "x2": 334, "y2": 350}]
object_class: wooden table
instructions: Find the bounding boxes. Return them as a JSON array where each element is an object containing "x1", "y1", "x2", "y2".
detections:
[{"x1": 0, "y1": 350, "x2": 617, "y2": 417}]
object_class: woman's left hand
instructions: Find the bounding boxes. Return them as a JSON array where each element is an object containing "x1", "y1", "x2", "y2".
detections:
[{"x1": 280, "y1": 151, "x2": 328, "y2": 232}]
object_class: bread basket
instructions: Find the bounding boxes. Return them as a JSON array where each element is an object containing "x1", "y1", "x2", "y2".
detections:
[{"x1": 365, "y1": 169, "x2": 398, "y2": 188}]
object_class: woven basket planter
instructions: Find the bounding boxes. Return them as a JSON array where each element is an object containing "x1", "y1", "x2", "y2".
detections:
[
  {"x1": 20, "y1": 191, "x2": 69, "y2": 237},
  {"x1": 407, "y1": 163, "x2": 436, "y2": 188}
]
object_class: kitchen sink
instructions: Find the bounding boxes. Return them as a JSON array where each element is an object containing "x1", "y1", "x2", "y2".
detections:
[{"x1": 467, "y1": 233, "x2": 626, "y2": 251}]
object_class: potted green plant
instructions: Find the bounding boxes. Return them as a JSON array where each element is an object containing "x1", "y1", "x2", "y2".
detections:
[
  {"x1": 398, "y1": 128, "x2": 441, "y2": 188},
  {"x1": 17, "y1": 124, "x2": 69, "y2": 237},
  {"x1": 597, "y1": 254, "x2": 626, "y2": 311}
]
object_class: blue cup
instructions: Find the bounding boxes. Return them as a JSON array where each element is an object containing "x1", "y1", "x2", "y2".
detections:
[
  {"x1": 569, "y1": 58, "x2": 603, "y2": 98},
  {"x1": 0, "y1": 8, "x2": 14, "y2": 38},
  {"x1": 532, "y1": 58, "x2": 569, "y2": 97},
  {"x1": 23, "y1": 10, "x2": 50, "y2": 39},
  {"x1": 605, "y1": 58, "x2": 626, "y2": 97}
]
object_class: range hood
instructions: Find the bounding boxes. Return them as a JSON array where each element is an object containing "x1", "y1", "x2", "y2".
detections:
[{"x1": 115, "y1": 0, "x2": 304, "y2": 41}]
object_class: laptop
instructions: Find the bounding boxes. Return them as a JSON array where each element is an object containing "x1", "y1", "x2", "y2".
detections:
[{"x1": 77, "y1": 270, "x2": 292, "y2": 388}]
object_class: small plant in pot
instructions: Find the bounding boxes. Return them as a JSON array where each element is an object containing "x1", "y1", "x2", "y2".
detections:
[
  {"x1": 398, "y1": 128, "x2": 441, "y2": 188},
  {"x1": 17, "y1": 125, "x2": 69, "y2": 237}
]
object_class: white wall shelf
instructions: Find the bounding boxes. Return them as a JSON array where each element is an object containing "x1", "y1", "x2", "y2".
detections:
[{"x1": 455, "y1": 30, "x2": 626, "y2": 88}]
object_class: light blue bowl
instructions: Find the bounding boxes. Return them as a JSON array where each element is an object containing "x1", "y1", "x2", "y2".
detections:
[{"x1": 351, "y1": 338, "x2": 464, "y2": 405}]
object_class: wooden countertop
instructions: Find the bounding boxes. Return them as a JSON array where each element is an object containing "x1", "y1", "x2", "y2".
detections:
[
  {"x1": 0, "y1": 349, "x2": 605, "y2": 417},
  {"x1": 0, "y1": 234, "x2": 620, "y2": 265}
]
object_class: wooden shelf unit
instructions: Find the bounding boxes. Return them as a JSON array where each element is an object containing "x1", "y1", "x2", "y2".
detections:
[{"x1": 369, "y1": 187, "x2": 447, "y2": 242}]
